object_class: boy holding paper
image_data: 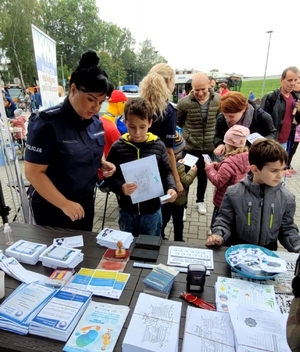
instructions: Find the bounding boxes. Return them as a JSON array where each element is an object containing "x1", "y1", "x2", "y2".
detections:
[
  {"x1": 107, "y1": 98, "x2": 177, "y2": 237},
  {"x1": 206, "y1": 139, "x2": 300, "y2": 252}
]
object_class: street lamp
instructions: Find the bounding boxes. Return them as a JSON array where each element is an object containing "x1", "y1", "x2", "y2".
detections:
[
  {"x1": 261, "y1": 30, "x2": 273, "y2": 98},
  {"x1": 59, "y1": 54, "x2": 65, "y2": 93}
]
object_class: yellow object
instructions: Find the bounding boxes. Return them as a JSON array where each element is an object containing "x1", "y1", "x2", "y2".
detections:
[{"x1": 102, "y1": 101, "x2": 126, "y2": 124}]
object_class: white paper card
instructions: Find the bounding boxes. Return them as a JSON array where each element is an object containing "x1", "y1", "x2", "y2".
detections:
[
  {"x1": 247, "y1": 132, "x2": 265, "y2": 144},
  {"x1": 53, "y1": 235, "x2": 84, "y2": 248},
  {"x1": 183, "y1": 153, "x2": 199, "y2": 167},
  {"x1": 202, "y1": 154, "x2": 212, "y2": 163},
  {"x1": 120, "y1": 155, "x2": 164, "y2": 204}
]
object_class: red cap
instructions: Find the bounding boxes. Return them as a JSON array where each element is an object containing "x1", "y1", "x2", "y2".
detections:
[{"x1": 108, "y1": 90, "x2": 128, "y2": 103}]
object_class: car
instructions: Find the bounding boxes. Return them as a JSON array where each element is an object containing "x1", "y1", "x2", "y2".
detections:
[{"x1": 6, "y1": 86, "x2": 24, "y2": 103}]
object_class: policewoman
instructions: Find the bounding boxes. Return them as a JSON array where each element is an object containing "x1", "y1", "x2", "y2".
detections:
[{"x1": 25, "y1": 50, "x2": 116, "y2": 231}]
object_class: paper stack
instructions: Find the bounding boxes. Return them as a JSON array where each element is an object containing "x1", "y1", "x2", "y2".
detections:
[
  {"x1": 63, "y1": 301, "x2": 130, "y2": 352},
  {"x1": 123, "y1": 293, "x2": 182, "y2": 352},
  {"x1": 39, "y1": 245, "x2": 84, "y2": 269},
  {"x1": 68, "y1": 268, "x2": 130, "y2": 299},
  {"x1": 143, "y1": 264, "x2": 179, "y2": 298},
  {"x1": 96, "y1": 228, "x2": 134, "y2": 249},
  {"x1": 29, "y1": 286, "x2": 92, "y2": 341},
  {"x1": 0, "y1": 282, "x2": 56, "y2": 335},
  {"x1": 5, "y1": 240, "x2": 47, "y2": 265}
]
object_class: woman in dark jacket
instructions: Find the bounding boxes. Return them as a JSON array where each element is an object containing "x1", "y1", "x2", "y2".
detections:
[{"x1": 214, "y1": 91, "x2": 276, "y2": 156}]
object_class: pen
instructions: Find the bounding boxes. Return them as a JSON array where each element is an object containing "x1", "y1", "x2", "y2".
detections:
[{"x1": 269, "y1": 203, "x2": 274, "y2": 228}]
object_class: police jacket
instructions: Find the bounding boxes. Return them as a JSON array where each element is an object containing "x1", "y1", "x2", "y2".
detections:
[
  {"x1": 107, "y1": 133, "x2": 176, "y2": 214},
  {"x1": 25, "y1": 98, "x2": 105, "y2": 201}
]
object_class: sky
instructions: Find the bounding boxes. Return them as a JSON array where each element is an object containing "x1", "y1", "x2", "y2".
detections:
[{"x1": 96, "y1": 0, "x2": 300, "y2": 77}]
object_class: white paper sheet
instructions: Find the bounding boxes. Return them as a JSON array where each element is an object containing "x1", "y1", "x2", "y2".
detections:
[
  {"x1": 247, "y1": 132, "x2": 265, "y2": 144},
  {"x1": 183, "y1": 153, "x2": 199, "y2": 167},
  {"x1": 53, "y1": 235, "x2": 84, "y2": 248},
  {"x1": 120, "y1": 155, "x2": 164, "y2": 204}
]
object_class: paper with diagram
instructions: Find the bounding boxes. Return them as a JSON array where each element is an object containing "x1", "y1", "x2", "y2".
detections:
[
  {"x1": 182, "y1": 306, "x2": 235, "y2": 352},
  {"x1": 120, "y1": 155, "x2": 164, "y2": 204},
  {"x1": 122, "y1": 293, "x2": 182, "y2": 352}
]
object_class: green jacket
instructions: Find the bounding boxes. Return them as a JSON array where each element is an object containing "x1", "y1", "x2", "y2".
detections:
[
  {"x1": 177, "y1": 91, "x2": 220, "y2": 152},
  {"x1": 174, "y1": 164, "x2": 197, "y2": 206}
]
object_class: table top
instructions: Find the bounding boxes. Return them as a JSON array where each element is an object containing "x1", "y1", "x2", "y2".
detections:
[{"x1": 0, "y1": 223, "x2": 230, "y2": 352}]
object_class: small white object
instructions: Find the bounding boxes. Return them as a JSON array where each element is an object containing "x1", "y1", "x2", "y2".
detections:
[
  {"x1": 53, "y1": 235, "x2": 84, "y2": 248},
  {"x1": 160, "y1": 194, "x2": 171, "y2": 204},
  {"x1": 247, "y1": 132, "x2": 265, "y2": 144},
  {"x1": 0, "y1": 270, "x2": 5, "y2": 299},
  {"x1": 183, "y1": 208, "x2": 187, "y2": 222},
  {"x1": 202, "y1": 154, "x2": 212, "y2": 163}
]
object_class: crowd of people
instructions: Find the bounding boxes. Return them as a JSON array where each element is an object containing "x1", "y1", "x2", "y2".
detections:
[{"x1": 4, "y1": 49, "x2": 295, "y2": 350}]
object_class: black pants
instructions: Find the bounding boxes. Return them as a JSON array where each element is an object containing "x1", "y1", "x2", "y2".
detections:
[
  {"x1": 31, "y1": 192, "x2": 95, "y2": 231},
  {"x1": 161, "y1": 203, "x2": 184, "y2": 241},
  {"x1": 183, "y1": 149, "x2": 212, "y2": 203},
  {"x1": 210, "y1": 206, "x2": 220, "y2": 230}
]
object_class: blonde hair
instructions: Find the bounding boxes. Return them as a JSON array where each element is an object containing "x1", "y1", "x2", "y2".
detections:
[
  {"x1": 225, "y1": 145, "x2": 248, "y2": 158},
  {"x1": 139, "y1": 63, "x2": 174, "y2": 118}
]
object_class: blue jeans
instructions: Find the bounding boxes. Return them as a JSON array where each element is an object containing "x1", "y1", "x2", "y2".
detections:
[{"x1": 118, "y1": 208, "x2": 162, "y2": 237}]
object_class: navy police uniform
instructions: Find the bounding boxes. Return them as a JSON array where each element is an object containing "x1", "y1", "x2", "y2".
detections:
[
  {"x1": 148, "y1": 102, "x2": 177, "y2": 148},
  {"x1": 25, "y1": 98, "x2": 105, "y2": 231}
]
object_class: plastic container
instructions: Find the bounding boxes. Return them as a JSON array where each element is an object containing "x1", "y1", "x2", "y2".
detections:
[{"x1": 4, "y1": 223, "x2": 14, "y2": 246}]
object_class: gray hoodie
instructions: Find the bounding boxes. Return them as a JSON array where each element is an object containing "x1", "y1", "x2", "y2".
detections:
[{"x1": 212, "y1": 175, "x2": 300, "y2": 252}]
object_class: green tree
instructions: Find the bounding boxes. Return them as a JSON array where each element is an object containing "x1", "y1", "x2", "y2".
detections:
[
  {"x1": 0, "y1": 0, "x2": 42, "y2": 87},
  {"x1": 41, "y1": 0, "x2": 103, "y2": 70},
  {"x1": 98, "y1": 52, "x2": 126, "y2": 87},
  {"x1": 135, "y1": 38, "x2": 167, "y2": 83}
]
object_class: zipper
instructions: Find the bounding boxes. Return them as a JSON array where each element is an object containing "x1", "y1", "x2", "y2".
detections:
[
  {"x1": 269, "y1": 203, "x2": 274, "y2": 229},
  {"x1": 247, "y1": 201, "x2": 252, "y2": 226},
  {"x1": 258, "y1": 188, "x2": 264, "y2": 245}
]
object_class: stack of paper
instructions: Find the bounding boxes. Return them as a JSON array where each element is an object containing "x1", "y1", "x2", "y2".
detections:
[
  {"x1": 143, "y1": 264, "x2": 179, "y2": 298},
  {"x1": 229, "y1": 304, "x2": 290, "y2": 351},
  {"x1": 0, "y1": 282, "x2": 56, "y2": 335},
  {"x1": 39, "y1": 245, "x2": 84, "y2": 269},
  {"x1": 63, "y1": 301, "x2": 129, "y2": 352},
  {"x1": 29, "y1": 286, "x2": 92, "y2": 341},
  {"x1": 96, "y1": 228, "x2": 134, "y2": 249},
  {"x1": 182, "y1": 306, "x2": 235, "y2": 352},
  {"x1": 123, "y1": 293, "x2": 182, "y2": 352},
  {"x1": 67, "y1": 268, "x2": 130, "y2": 299},
  {"x1": 0, "y1": 256, "x2": 47, "y2": 283},
  {"x1": 215, "y1": 277, "x2": 277, "y2": 312},
  {"x1": 5, "y1": 240, "x2": 47, "y2": 265}
]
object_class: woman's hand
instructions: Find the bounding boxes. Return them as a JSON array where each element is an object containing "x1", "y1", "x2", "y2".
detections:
[
  {"x1": 61, "y1": 200, "x2": 85, "y2": 222},
  {"x1": 101, "y1": 161, "x2": 116, "y2": 177},
  {"x1": 122, "y1": 182, "x2": 138, "y2": 195}
]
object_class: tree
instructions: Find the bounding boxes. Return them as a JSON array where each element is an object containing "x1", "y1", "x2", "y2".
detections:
[
  {"x1": 0, "y1": 0, "x2": 42, "y2": 87},
  {"x1": 135, "y1": 38, "x2": 167, "y2": 83},
  {"x1": 210, "y1": 69, "x2": 219, "y2": 72},
  {"x1": 98, "y1": 52, "x2": 126, "y2": 87},
  {"x1": 41, "y1": 0, "x2": 103, "y2": 70}
]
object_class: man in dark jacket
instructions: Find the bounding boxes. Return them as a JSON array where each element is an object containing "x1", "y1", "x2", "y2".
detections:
[{"x1": 261, "y1": 66, "x2": 300, "y2": 149}]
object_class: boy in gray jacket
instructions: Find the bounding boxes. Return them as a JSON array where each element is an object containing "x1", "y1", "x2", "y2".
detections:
[{"x1": 206, "y1": 139, "x2": 300, "y2": 252}]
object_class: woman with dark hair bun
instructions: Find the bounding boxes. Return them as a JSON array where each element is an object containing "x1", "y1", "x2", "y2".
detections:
[{"x1": 25, "y1": 50, "x2": 116, "y2": 231}]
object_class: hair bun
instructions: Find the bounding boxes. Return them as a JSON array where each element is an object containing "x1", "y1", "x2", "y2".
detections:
[{"x1": 79, "y1": 50, "x2": 99, "y2": 68}]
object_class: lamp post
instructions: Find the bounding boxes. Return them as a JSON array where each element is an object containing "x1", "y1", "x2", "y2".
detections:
[
  {"x1": 261, "y1": 30, "x2": 273, "y2": 98},
  {"x1": 59, "y1": 54, "x2": 65, "y2": 93}
]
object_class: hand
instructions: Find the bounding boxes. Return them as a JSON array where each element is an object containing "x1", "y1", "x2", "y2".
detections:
[
  {"x1": 212, "y1": 162, "x2": 219, "y2": 170},
  {"x1": 167, "y1": 188, "x2": 177, "y2": 202},
  {"x1": 101, "y1": 161, "x2": 116, "y2": 177},
  {"x1": 214, "y1": 144, "x2": 225, "y2": 156},
  {"x1": 295, "y1": 100, "x2": 300, "y2": 113},
  {"x1": 205, "y1": 234, "x2": 223, "y2": 247},
  {"x1": 176, "y1": 180, "x2": 184, "y2": 193},
  {"x1": 191, "y1": 164, "x2": 197, "y2": 172},
  {"x1": 61, "y1": 200, "x2": 85, "y2": 222},
  {"x1": 122, "y1": 182, "x2": 138, "y2": 195},
  {"x1": 177, "y1": 159, "x2": 184, "y2": 164}
]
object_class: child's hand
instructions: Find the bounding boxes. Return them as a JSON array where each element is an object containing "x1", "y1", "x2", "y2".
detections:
[
  {"x1": 212, "y1": 162, "x2": 219, "y2": 170},
  {"x1": 177, "y1": 159, "x2": 184, "y2": 164},
  {"x1": 122, "y1": 182, "x2": 137, "y2": 196},
  {"x1": 167, "y1": 189, "x2": 177, "y2": 203},
  {"x1": 205, "y1": 234, "x2": 223, "y2": 247},
  {"x1": 191, "y1": 164, "x2": 197, "y2": 172},
  {"x1": 214, "y1": 144, "x2": 225, "y2": 156}
]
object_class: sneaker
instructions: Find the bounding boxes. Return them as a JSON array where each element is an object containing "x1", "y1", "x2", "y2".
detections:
[
  {"x1": 183, "y1": 208, "x2": 187, "y2": 222},
  {"x1": 197, "y1": 202, "x2": 207, "y2": 215}
]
